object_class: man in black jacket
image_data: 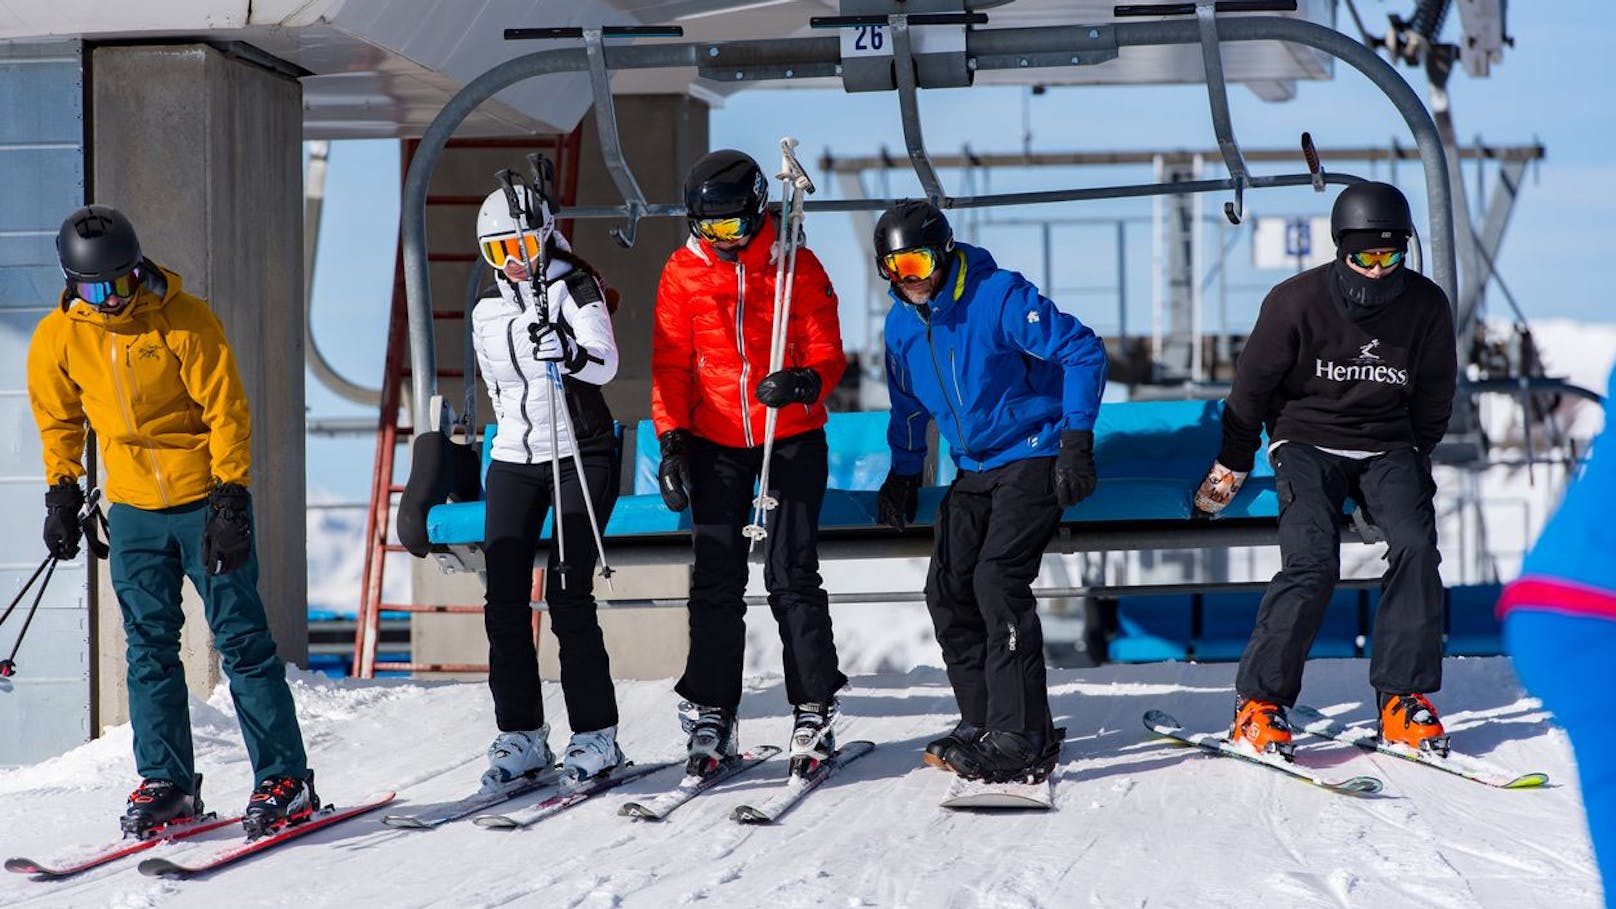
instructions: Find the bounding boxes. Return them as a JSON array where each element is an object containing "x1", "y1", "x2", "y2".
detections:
[{"x1": 1194, "y1": 182, "x2": 1457, "y2": 759}]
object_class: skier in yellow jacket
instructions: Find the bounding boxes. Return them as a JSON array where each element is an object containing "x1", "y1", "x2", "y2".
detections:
[{"x1": 27, "y1": 205, "x2": 313, "y2": 839}]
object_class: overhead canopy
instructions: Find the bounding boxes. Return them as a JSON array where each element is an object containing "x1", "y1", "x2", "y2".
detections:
[{"x1": 0, "y1": 0, "x2": 1332, "y2": 138}]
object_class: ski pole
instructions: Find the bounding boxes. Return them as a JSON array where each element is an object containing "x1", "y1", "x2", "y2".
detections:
[{"x1": 0, "y1": 556, "x2": 59, "y2": 679}]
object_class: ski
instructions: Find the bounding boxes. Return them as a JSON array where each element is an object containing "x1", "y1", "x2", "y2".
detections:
[
  {"x1": 939, "y1": 772, "x2": 1056, "y2": 810},
  {"x1": 382, "y1": 767, "x2": 566, "y2": 829},
  {"x1": 1291, "y1": 705, "x2": 1550, "y2": 789},
  {"x1": 136, "y1": 792, "x2": 395, "y2": 878},
  {"x1": 731, "y1": 740, "x2": 875, "y2": 824},
  {"x1": 476, "y1": 761, "x2": 679, "y2": 829},
  {"x1": 1143, "y1": 709, "x2": 1383, "y2": 796},
  {"x1": 5, "y1": 812, "x2": 242, "y2": 878},
  {"x1": 618, "y1": 746, "x2": 783, "y2": 821}
]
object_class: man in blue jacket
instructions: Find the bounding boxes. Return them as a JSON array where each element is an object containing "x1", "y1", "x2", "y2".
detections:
[{"x1": 874, "y1": 200, "x2": 1108, "y2": 783}]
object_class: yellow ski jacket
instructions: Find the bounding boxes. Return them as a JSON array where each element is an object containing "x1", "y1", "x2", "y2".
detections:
[{"x1": 26, "y1": 263, "x2": 252, "y2": 509}]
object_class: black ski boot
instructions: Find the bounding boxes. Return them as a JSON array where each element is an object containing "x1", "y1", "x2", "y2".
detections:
[
  {"x1": 788, "y1": 700, "x2": 837, "y2": 777},
  {"x1": 122, "y1": 776, "x2": 200, "y2": 838},
  {"x1": 681, "y1": 703, "x2": 739, "y2": 778},
  {"x1": 943, "y1": 728, "x2": 1064, "y2": 784},
  {"x1": 924, "y1": 720, "x2": 983, "y2": 772},
  {"x1": 242, "y1": 770, "x2": 320, "y2": 839}
]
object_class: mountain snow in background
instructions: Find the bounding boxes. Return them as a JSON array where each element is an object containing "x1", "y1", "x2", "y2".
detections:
[{"x1": 305, "y1": 489, "x2": 408, "y2": 618}]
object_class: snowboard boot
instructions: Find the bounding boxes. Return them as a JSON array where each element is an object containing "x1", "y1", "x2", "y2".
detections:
[
  {"x1": 242, "y1": 770, "x2": 319, "y2": 840},
  {"x1": 1230, "y1": 698, "x2": 1295, "y2": 760},
  {"x1": 942, "y1": 728, "x2": 1063, "y2": 784},
  {"x1": 924, "y1": 720, "x2": 983, "y2": 772},
  {"x1": 788, "y1": 700, "x2": 838, "y2": 778},
  {"x1": 481, "y1": 725, "x2": 555, "y2": 791},
  {"x1": 680, "y1": 701, "x2": 738, "y2": 778},
  {"x1": 562, "y1": 725, "x2": 626, "y2": 783},
  {"x1": 1379, "y1": 692, "x2": 1450, "y2": 756},
  {"x1": 122, "y1": 777, "x2": 200, "y2": 838}
]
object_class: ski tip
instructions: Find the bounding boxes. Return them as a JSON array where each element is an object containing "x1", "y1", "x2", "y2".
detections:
[
  {"x1": 137, "y1": 858, "x2": 188, "y2": 879},
  {"x1": 731, "y1": 806, "x2": 770, "y2": 824},
  {"x1": 4, "y1": 858, "x2": 42, "y2": 875},
  {"x1": 1338, "y1": 776, "x2": 1386, "y2": 796},
  {"x1": 472, "y1": 815, "x2": 519, "y2": 830},
  {"x1": 618, "y1": 803, "x2": 662, "y2": 821},
  {"x1": 380, "y1": 815, "x2": 430, "y2": 829},
  {"x1": 1142, "y1": 709, "x2": 1183, "y2": 733},
  {"x1": 1503, "y1": 772, "x2": 1551, "y2": 789}
]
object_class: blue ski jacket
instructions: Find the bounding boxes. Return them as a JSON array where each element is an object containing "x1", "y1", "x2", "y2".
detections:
[{"x1": 883, "y1": 242, "x2": 1108, "y2": 475}]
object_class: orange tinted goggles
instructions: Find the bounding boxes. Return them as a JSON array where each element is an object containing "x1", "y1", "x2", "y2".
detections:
[
  {"x1": 878, "y1": 247, "x2": 942, "y2": 282},
  {"x1": 693, "y1": 217, "x2": 750, "y2": 243},
  {"x1": 1347, "y1": 249, "x2": 1404, "y2": 269},
  {"x1": 479, "y1": 232, "x2": 542, "y2": 268}
]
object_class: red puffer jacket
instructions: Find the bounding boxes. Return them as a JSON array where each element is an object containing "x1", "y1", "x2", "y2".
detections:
[{"x1": 652, "y1": 215, "x2": 846, "y2": 448}]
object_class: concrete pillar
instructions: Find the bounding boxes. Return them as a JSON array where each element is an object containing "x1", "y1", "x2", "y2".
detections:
[{"x1": 89, "y1": 43, "x2": 307, "y2": 729}]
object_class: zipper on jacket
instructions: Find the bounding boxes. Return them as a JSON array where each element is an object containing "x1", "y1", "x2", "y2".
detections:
[
  {"x1": 924, "y1": 320, "x2": 970, "y2": 458},
  {"x1": 734, "y1": 263, "x2": 754, "y2": 448},
  {"x1": 505, "y1": 313, "x2": 536, "y2": 463},
  {"x1": 948, "y1": 349, "x2": 967, "y2": 408},
  {"x1": 108, "y1": 331, "x2": 172, "y2": 507}
]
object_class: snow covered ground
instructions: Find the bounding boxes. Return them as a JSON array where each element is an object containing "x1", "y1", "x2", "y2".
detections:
[{"x1": 0, "y1": 657, "x2": 1596, "y2": 908}]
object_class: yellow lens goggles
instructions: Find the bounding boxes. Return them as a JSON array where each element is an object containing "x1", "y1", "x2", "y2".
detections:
[
  {"x1": 878, "y1": 247, "x2": 942, "y2": 282},
  {"x1": 1347, "y1": 249, "x2": 1404, "y2": 269},
  {"x1": 479, "y1": 231, "x2": 542, "y2": 268},
  {"x1": 693, "y1": 217, "x2": 750, "y2": 243}
]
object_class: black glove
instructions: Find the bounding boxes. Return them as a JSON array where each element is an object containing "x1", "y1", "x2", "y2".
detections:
[
  {"x1": 877, "y1": 470, "x2": 922, "y2": 531},
  {"x1": 43, "y1": 479, "x2": 84, "y2": 560},
  {"x1": 202, "y1": 483, "x2": 253, "y2": 576},
  {"x1": 528, "y1": 319, "x2": 588, "y2": 374},
  {"x1": 754, "y1": 367, "x2": 822, "y2": 408},
  {"x1": 1054, "y1": 429, "x2": 1098, "y2": 508},
  {"x1": 657, "y1": 430, "x2": 692, "y2": 513}
]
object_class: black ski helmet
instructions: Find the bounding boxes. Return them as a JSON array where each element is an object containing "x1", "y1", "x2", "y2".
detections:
[
  {"x1": 873, "y1": 200, "x2": 954, "y2": 271},
  {"x1": 1330, "y1": 182, "x2": 1414, "y2": 244},
  {"x1": 57, "y1": 205, "x2": 142, "y2": 282},
  {"x1": 683, "y1": 149, "x2": 768, "y2": 238}
]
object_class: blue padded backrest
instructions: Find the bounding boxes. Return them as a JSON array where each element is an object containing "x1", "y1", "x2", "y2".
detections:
[
  {"x1": 633, "y1": 412, "x2": 895, "y2": 494},
  {"x1": 481, "y1": 424, "x2": 496, "y2": 484},
  {"x1": 635, "y1": 419, "x2": 660, "y2": 495}
]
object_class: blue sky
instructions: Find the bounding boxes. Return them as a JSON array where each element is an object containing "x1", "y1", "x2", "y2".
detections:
[{"x1": 305, "y1": 3, "x2": 1616, "y2": 502}]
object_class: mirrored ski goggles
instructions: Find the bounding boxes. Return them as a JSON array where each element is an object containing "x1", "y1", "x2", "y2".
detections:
[
  {"x1": 72, "y1": 270, "x2": 140, "y2": 305},
  {"x1": 877, "y1": 247, "x2": 943, "y2": 282},
  {"x1": 692, "y1": 217, "x2": 751, "y2": 243},
  {"x1": 479, "y1": 231, "x2": 543, "y2": 268},
  {"x1": 1347, "y1": 249, "x2": 1405, "y2": 269}
]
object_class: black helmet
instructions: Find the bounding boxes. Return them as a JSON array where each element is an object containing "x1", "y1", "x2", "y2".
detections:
[
  {"x1": 1330, "y1": 182, "x2": 1414, "y2": 244},
  {"x1": 684, "y1": 149, "x2": 768, "y2": 238},
  {"x1": 873, "y1": 200, "x2": 953, "y2": 271},
  {"x1": 57, "y1": 205, "x2": 142, "y2": 282}
]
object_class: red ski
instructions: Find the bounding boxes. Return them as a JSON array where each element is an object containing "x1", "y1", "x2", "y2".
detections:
[
  {"x1": 136, "y1": 793, "x2": 395, "y2": 878},
  {"x1": 6, "y1": 813, "x2": 242, "y2": 879}
]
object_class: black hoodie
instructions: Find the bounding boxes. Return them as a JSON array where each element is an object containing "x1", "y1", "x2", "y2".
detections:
[{"x1": 1217, "y1": 262, "x2": 1456, "y2": 472}]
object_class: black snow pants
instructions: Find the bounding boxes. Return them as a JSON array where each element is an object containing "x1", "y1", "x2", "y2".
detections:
[
  {"x1": 1236, "y1": 443, "x2": 1444, "y2": 706},
  {"x1": 926, "y1": 457, "x2": 1062, "y2": 737},
  {"x1": 483, "y1": 439, "x2": 620, "y2": 734},
  {"x1": 675, "y1": 428, "x2": 848, "y2": 710}
]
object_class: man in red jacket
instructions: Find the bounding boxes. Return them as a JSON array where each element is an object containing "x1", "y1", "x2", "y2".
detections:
[{"x1": 653, "y1": 149, "x2": 848, "y2": 779}]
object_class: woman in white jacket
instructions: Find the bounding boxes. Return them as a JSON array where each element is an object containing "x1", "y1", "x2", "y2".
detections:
[{"x1": 470, "y1": 185, "x2": 624, "y2": 787}]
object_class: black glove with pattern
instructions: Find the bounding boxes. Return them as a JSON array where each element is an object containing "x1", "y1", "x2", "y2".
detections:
[{"x1": 202, "y1": 483, "x2": 253, "y2": 576}]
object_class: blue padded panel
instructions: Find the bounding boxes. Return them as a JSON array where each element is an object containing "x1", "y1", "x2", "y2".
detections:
[
  {"x1": 634, "y1": 419, "x2": 660, "y2": 496},
  {"x1": 1110, "y1": 594, "x2": 1193, "y2": 662},
  {"x1": 1193, "y1": 589, "x2": 1360, "y2": 662},
  {"x1": 1445, "y1": 583, "x2": 1505, "y2": 656}
]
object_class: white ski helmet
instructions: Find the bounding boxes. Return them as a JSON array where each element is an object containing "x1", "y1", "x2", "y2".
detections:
[{"x1": 476, "y1": 185, "x2": 554, "y2": 268}]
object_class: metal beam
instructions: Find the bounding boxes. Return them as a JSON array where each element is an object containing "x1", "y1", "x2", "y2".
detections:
[{"x1": 817, "y1": 143, "x2": 1546, "y2": 172}]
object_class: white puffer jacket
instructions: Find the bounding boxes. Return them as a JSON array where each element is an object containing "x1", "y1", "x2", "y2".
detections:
[{"x1": 471, "y1": 258, "x2": 618, "y2": 465}]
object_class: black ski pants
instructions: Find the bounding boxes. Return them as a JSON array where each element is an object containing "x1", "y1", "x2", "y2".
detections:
[
  {"x1": 483, "y1": 442, "x2": 620, "y2": 734},
  {"x1": 1236, "y1": 444, "x2": 1444, "y2": 706},
  {"x1": 675, "y1": 428, "x2": 847, "y2": 710},
  {"x1": 926, "y1": 457, "x2": 1061, "y2": 736}
]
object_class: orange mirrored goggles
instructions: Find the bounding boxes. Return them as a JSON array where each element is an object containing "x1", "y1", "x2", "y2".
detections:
[
  {"x1": 1347, "y1": 249, "x2": 1405, "y2": 269},
  {"x1": 692, "y1": 217, "x2": 750, "y2": 243},
  {"x1": 878, "y1": 247, "x2": 943, "y2": 282},
  {"x1": 479, "y1": 231, "x2": 542, "y2": 268}
]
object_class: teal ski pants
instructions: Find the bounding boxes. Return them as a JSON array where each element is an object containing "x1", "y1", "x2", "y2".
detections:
[{"x1": 108, "y1": 500, "x2": 307, "y2": 794}]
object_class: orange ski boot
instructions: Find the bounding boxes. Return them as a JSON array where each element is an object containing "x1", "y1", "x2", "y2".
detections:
[
  {"x1": 1379, "y1": 692, "x2": 1450, "y2": 756},
  {"x1": 1230, "y1": 698, "x2": 1296, "y2": 760}
]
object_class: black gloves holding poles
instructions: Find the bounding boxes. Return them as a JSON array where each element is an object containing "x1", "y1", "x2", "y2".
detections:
[
  {"x1": 657, "y1": 429, "x2": 692, "y2": 512},
  {"x1": 877, "y1": 471, "x2": 921, "y2": 531},
  {"x1": 202, "y1": 483, "x2": 253, "y2": 576},
  {"x1": 754, "y1": 367, "x2": 821, "y2": 408},
  {"x1": 43, "y1": 479, "x2": 84, "y2": 560},
  {"x1": 1054, "y1": 430, "x2": 1097, "y2": 508}
]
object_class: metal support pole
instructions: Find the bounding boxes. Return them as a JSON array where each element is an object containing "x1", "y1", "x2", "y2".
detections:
[
  {"x1": 1193, "y1": 0, "x2": 1248, "y2": 224},
  {"x1": 583, "y1": 29, "x2": 649, "y2": 248},
  {"x1": 890, "y1": 16, "x2": 945, "y2": 202}
]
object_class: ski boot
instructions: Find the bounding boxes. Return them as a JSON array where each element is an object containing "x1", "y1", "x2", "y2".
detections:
[
  {"x1": 1379, "y1": 692, "x2": 1450, "y2": 756},
  {"x1": 924, "y1": 720, "x2": 983, "y2": 772},
  {"x1": 242, "y1": 770, "x2": 319, "y2": 840},
  {"x1": 481, "y1": 724, "x2": 555, "y2": 790},
  {"x1": 788, "y1": 700, "x2": 838, "y2": 778},
  {"x1": 122, "y1": 776, "x2": 201, "y2": 839},
  {"x1": 562, "y1": 725, "x2": 625, "y2": 783},
  {"x1": 942, "y1": 728, "x2": 1063, "y2": 784},
  {"x1": 679, "y1": 701, "x2": 738, "y2": 778},
  {"x1": 1230, "y1": 698, "x2": 1296, "y2": 760}
]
